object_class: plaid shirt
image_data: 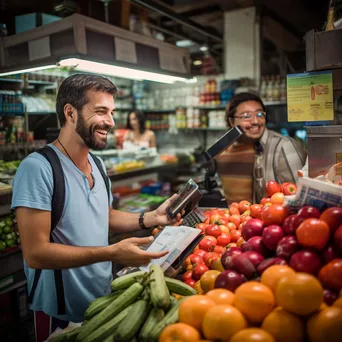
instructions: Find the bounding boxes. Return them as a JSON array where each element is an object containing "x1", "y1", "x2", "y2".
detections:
[{"x1": 216, "y1": 128, "x2": 307, "y2": 204}]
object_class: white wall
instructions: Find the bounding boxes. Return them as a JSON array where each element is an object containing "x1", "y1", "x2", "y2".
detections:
[{"x1": 224, "y1": 7, "x2": 261, "y2": 85}]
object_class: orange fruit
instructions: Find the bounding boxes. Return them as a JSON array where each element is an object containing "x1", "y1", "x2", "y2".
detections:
[
  {"x1": 261, "y1": 308, "x2": 305, "y2": 342},
  {"x1": 202, "y1": 305, "x2": 247, "y2": 341},
  {"x1": 333, "y1": 297, "x2": 342, "y2": 308},
  {"x1": 260, "y1": 265, "x2": 296, "y2": 293},
  {"x1": 230, "y1": 328, "x2": 275, "y2": 342},
  {"x1": 307, "y1": 307, "x2": 342, "y2": 342},
  {"x1": 205, "y1": 288, "x2": 235, "y2": 305},
  {"x1": 178, "y1": 295, "x2": 216, "y2": 331},
  {"x1": 200, "y1": 270, "x2": 221, "y2": 293},
  {"x1": 275, "y1": 272, "x2": 323, "y2": 316},
  {"x1": 158, "y1": 322, "x2": 201, "y2": 342},
  {"x1": 234, "y1": 281, "x2": 275, "y2": 323}
]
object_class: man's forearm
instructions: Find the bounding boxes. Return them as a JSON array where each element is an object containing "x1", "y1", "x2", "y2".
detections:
[
  {"x1": 109, "y1": 209, "x2": 156, "y2": 233},
  {"x1": 25, "y1": 242, "x2": 111, "y2": 269}
]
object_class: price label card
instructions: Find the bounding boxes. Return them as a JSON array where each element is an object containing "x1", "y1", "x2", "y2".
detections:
[{"x1": 287, "y1": 71, "x2": 334, "y2": 122}]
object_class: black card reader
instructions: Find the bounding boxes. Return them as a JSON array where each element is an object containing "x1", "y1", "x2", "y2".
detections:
[{"x1": 166, "y1": 179, "x2": 202, "y2": 220}]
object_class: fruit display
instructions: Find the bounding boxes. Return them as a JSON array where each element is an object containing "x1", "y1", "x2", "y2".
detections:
[
  {"x1": 49, "y1": 265, "x2": 196, "y2": 342},
  {"x1": 0, "y1": 212, "x2": 19, "y2": 254},
  {"x1": 114, "y1": 160, "x2": 145, "y2": 173}
]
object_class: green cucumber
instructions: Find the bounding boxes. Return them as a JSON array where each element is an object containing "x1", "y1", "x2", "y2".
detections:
[
  {"x1": 84, "y1": 290, "x2": 124, "y2": 320},
  {"x1": 139, "y1": 307, "x2": 165, "y2": 342},
  {"x1": 111, "y1": 271, "x2": 146, "y2": 291},
  {"x1": 82, "y1": 302, "x2": 132, "y2": 342},
  {"x1": 148, "y1": 297, "x2": 185, "y2": 341},
  {"x1": 76, "y1": 282, "x2": 144, "y2": 341},
  {"x1": 114, "y1": 299, "x2": 151, "y2": 341},
  {"x1": 165, "y1": 277, "x2": 197, "y2": 296},
  {"x1": 150, "y1": 264, "x2": 170, "y2": 309}
]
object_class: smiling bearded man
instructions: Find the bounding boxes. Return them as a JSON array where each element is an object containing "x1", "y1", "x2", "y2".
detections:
[{"x1": 216, "y1": 92, "x2": 307, "y2": 204}]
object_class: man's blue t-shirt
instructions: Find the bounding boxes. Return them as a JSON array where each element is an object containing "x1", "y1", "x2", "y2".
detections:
[{"x1": 11, "y1": 144, "x2": 113, "y2": 322}]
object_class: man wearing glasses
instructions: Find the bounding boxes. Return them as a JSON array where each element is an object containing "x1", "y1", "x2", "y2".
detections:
[{"x1": 216, "y1": 92, "x2": 306, "y2": 204}]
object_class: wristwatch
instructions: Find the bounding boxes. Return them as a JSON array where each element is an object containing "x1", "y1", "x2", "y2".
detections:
[{"x1": 139, "y1": 212, "x2": 149, "y2": 230}]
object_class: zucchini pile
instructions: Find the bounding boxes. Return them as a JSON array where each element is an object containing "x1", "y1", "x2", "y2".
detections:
[{"x1": 52, "y1": 264, "x2": 196, "y2": 342}]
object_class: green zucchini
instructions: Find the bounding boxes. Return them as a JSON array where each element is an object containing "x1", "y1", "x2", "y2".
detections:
[
  {"x1": 114, "y1": 299, "x2": 151, "y2": 341},
  {"x1": 82, "y1": 302, "x2": 132, "y2": 342},
  {"x1": 76, "y1": 282, "x2": 144, "y2": 341},
  {"x1": 139, "y1": 307, "x2": 165, "y2": 342},
  {"x1": 149, "y1": 264, "x2": 170, "y2": 309},
  {"x1": 165, "y1": 277, "x2": 197, "y2": 296},
  {"x1": 84, "y1": 290, "x2": 124, "y2": 321},
  {"x1": 111, "y1": 271, "x2": 146, "y2": 291},
  {"x1": 148, "y1": 297, "x2": 185, "y2": 341}
]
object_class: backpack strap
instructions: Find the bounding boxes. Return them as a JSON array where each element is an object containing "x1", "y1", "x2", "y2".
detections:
[
  {"x1": 27, "y1": 146, "x2": 66, "y2": 315},
  {"x1": 89, "y1": 152, "x2": 111, "y2": 205}
]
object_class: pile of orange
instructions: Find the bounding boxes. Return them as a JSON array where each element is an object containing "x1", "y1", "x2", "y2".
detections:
[{"x1": 159, "y1": 266, "x2": 342, "y2": 342}]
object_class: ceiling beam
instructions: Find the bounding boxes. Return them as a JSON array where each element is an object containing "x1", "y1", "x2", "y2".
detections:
[
  {"x1": 148, "y1": 22, "x2": 222, "y2": 56},
  {"x1": 129, "y1": 0, "x2": 223, "y2": 42}
]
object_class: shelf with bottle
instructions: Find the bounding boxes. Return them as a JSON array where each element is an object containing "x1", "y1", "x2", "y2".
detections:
[{"x1": 260, "y1": 75, "x2": 287, "y2": 104}]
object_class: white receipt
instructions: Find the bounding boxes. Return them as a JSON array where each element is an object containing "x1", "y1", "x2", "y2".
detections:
[{"x1": 140, "y1": 225, "x2": 201, "y2": 272}]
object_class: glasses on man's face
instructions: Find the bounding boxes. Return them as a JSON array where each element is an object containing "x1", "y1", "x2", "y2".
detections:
[{"x1": 232, "y1": 111, "x2": 267, "y2": 121}]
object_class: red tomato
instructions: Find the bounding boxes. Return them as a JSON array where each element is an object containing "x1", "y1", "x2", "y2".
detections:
[
  {"x1": 196, "y1": 223, "x2": 209, "y2": 234},
  {"x1": 189, "y1": 253, "x2": 204, "y2": 266},
  {"x1": 260, "y1": 197, "x2": 272, "y2": 205},
  {"x1": 199, "y1": 238, "x2": 216, "y2": 252},
  {"x1": 230, "y1": 230, "x2": 242, "y2": 243},
  {"x1": 192, "y1": 262, "x2": 209, "y2": 280},
  {"x1": 266, "y1": 180, "x2": 281, "y2": 196},
  {"x1": 261, "y1": 204, "x2": 288, "y2": 226},
  {"x1": 216, "y1": 232, "x2": 231, "y2": 247},
  {"x1": 238, "y1": 200, "x2": 251, "y2": 214},
  {"x1": 213, "y1": 245, "x2": 225, "y2": 255},
  {"x1": 184, "y1": 278, "x2": 196, "y2": 288},
  {"x1": 238, "y1": 222, "x2": 247, "y2": 231},
  {"x1": 193, "y1": 249, "x2": 207, "y2": 258},
  {"x1": 218, "y1": 225, "x2": 230, "y2": 234},
  {"x1": 203, "y1": 252, "x2": 220, "y2": 268},
  {"x1": 241, "y1": 215, "x2": 252, "y2": 223},
  {"x1": 229, "y1": 214, "x2": 241, "y2": 228},
  {"x1": 182, "y1": 270, "x2": 193, "y2": 282},
  {"x1": 227, "y1": 222, "x2": 237, "y2": 232},
  {"x1": 250, "y1": 204, "x2": 263, "y2": 218},
  {"x1": 204, "y1": 236, "x2": 217, "y2": 243},
  {"x1": 280, "y1": 182, "x2": 291, "y2": 193},
  {"x1": 318, "y1": 259, "x2": 342, "y2": 292},
  {"x1": 229, "y1": 206, "x2": 240, "y2": 215},
  {"x1": 210, "y1": 214, "x2": 223, "y2": 225},
  {"x1": 283, "y1": 183, "x2": 297, "y2": 195},
  {"x1": 237, "y1": 236, "x2": 245, "y2": 247},
  {"x1": 205, "y1": 225, "x2": 222, "y2": 238}
]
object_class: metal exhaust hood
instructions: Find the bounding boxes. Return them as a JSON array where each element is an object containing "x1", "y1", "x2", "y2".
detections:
[{"x1": 0, "y1": 14, "x2": 192, "y2": 83}]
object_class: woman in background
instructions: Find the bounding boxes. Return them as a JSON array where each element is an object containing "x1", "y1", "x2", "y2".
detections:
[{"x1": 124, "y1": 111, "x2": 157, "y2": 148}]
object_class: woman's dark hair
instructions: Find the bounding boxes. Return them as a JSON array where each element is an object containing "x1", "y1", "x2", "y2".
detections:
[
  {"x1": 126, "y1": 111, "x2": 146, "y2": 134},
  {"x1": 56, "y1": 73, "x2": 117, "y2": 126},
  {"x1": 226, "y1": 92, "x2": 265, "y2": 125}
]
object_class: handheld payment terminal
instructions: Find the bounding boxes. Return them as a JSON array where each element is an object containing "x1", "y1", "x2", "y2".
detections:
[{"x1": 166, "y1": 179, "x2": 202, "y2": 220}]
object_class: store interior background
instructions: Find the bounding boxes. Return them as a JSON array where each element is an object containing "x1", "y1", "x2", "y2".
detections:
[{"x1": 0, "y1": 0, "x2": 341, "y2": 341}]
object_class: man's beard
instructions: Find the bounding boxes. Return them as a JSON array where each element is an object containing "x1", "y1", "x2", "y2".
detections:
[{"x1": 76, "y1": 114, "x2": 111, "y2": 150}]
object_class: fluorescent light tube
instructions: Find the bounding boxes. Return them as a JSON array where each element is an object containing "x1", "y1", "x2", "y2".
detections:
[
  {"x1": 0, "y1": 65, "x2": 56, "y2": 77},
  {"x1": 58, "y1": 58, "x2": 190, "y2": 84}
]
